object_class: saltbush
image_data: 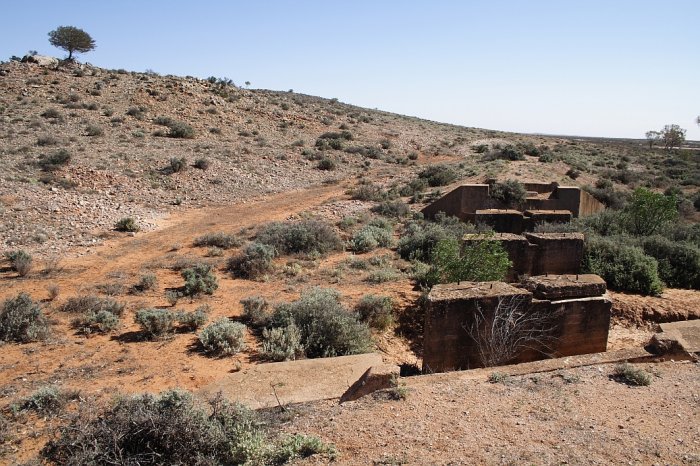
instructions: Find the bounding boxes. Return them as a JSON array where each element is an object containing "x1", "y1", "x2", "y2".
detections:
[
  {"x1": 261, "y1": 323, "x2": 304, "y2": 361},
  {"x1": 193, "y1": 232, "x2": 241, "y2": 249},
  {"x1": 42, "y1": 389, "x2": 333, "y2": 465},
  {"x1": 418, "y1": 164, "x2": 459, "y2": 187},
  {"x1": 178, "y1": 306, "x2": 210, "y2": 331},
  {"x1": 397, "y1": 213, "x2": 472, "y2": 261},
  {"x1": 489, "y1": 180, "x2": 527, "y2": 208},
  {"x1": 257, "y1": 220, "x2": 342, "y2": 256},
  {"x1": 169, "y1": 156, "x2": 187, "y2": 173},
  {"x1": 38, "y1": 149, "x2": 71, "y2": 171},
  {"x1": 371, "y1": 200, "x2": 410, "y2": 218},
  {"x1": 349, "y1": 224, "x2": 393, "y2": 253},
  {"x1": 0, "y1": 293, "x2": 50, "y2": 343},
  {"x1": 269, "y1": 288, "x2": 372, "y2": 358},
  {"x1": 199, "y1": 319, "x2": 247, "y2": 356},
  {"x1": 5, "y1": 250, "x2": 33, "y2": 276},
  {"x1": 166, "y1": 121, "x2": 195, "y2": 139},
  {"x1": 114, "y1": 217, "x2": 140, "y2": 232},
  {"x1": 240, "y1": 296, "x2": 270, "y2": 327},
  {"x1": 19, "y1": 386, "x2": 78, "y2": 416},
  {"x1": 134, "y1": 308, "x2": 179, "y2": 339},
  {"x1": 181, "y1": 264, "x2": 218, "y2": 296},
  {"x1": 228, "y1": 242, "x2": 276, "y2": 279},
  {"x1": 354, "y1": 295, "x2": 394, "y2": 331}
]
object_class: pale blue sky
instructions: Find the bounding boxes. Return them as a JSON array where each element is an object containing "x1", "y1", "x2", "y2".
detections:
[{"x1": 3, "y1": 0, "x2": 698, "y2": 140}]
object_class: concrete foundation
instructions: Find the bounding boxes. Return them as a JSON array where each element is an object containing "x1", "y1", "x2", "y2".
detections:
[
  {"x1": 423, "y1": 275, "x2": 611, "y2": 373},
  {"x1": 463, "y1": 232, "x2": 584, "y2": 281},
  {"x1": 422, "y1": 182, "x2": 604, "y2": 233}
]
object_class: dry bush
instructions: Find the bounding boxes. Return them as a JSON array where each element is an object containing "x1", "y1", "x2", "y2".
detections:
[{"x1": 463, "y1": 294, "x2": 561, "y2": 367}]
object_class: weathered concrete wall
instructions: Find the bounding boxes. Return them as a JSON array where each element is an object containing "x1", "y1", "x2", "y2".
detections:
[
  {"x1": 421, "y1": 183, "x2": 604, "y2": 226},
  {"x1": 423, "y1": 282, "x2": 531, "y2": 372},
  {"x1": 424, "y1": 275, "x2": 611, "y2": 373},
  {"x1": 525, "y1": 233, "x2": 584, "y2": 275},
  {"x1": 579, "y1": 189, "x2": 606, "y2": 216},
  {"x1": 463, "y1": 233, "x2": 584, "y2": 280},
  {"x1": 475, "y1": 209, "x2": 524, "y2": 234}
]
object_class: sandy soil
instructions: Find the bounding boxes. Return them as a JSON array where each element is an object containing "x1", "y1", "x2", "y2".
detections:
[{"x1": 285, "y1": 360, "x2": 700, "y2": 465}]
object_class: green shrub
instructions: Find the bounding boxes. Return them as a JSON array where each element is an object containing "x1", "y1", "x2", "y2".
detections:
[
  {"x1": 365, "y1": 268, "x2": 401, "y2": 284},
  {"x1": 37, "y1": 134, "x2": 60, "y2": 146},
  {"x1": 38, "y1": 149, "x2": 71, "y2": 171},
  {"x1": 42, "y1": 389, "x2": 315, "y2": 465},
  {"x1": 583, "y1": 236, "x2": 663, "y2": 296},
  {"x1": 583, "y1": 183, "x2": 629, "y2": 209},
  {"x1": 261, "y1": 323, "x2": 304, "y2": 361},
  {"x1": 576, "y1": 210, "x2": 627, "y2": 236},
  {"x1": 419, "y1": 236, "x2": 511, "y2": 287},
  {"x1": 133, "y1": 273, "x2": 157, "y2": 293},
  {"x1": 194, "y1": 158, "x2": 210, "y2": 170},
  {"x1": 316, "y1": 157, "x2": 336, "y2": 170},
  {"x1": 60, "y1": 295, "x2": 125, "y2": 316},
  {"x1": 114, "y1": 217, "x2": 140, "y2": 232},
  {"x1": 228, "y1": 242, "x2": 276, "y2": 279},
  {"x1": 169, "y1": 156, "x2": 187, "y2": 173},
  {"x1": 371, "y1": 200, "x2": 409, "y2": 218},
  {"x1": 134, "y1": 308, "x2": 179, "y2": 339},
  {"x1": 489, "y1": 180, "x2": 526, "y2": 208},
  {"x1": 623, "y1": 187, "x2": 678, "y2": 236},
  {"x1": 77, "y1": 310, "x2": 120, "y2": 334},
  {"x1": 522, "y1": 143, "x2": 542, "y2": 156},
  {"x1": 350, "y1": 183, "x2": 387, "y2": 201},
  {"x1": 167, "y1": 121, "x2": 195, "y2": 139},
  {"x1": 418, "y1": 164, "x2": 459, "y2": 187},
  {"x1": 126, "y1": 106, "x2": 146, "y2": 119},
  {"x1": 193, "y1": 232, "x2": 241, "y2": 249},
  {"x1": 349, "y1": 224, "x2": 393, "y2": 253},
  {"x1": 397, "y1": 213, "x2": 472, "y2": 261},
  {"x1": 483, "y1": 145, "x2": 525, "y2": 161},
  {"x1": 19, "y1": 386, "x2": 78, "y2": 416},
  {"x1": 354, "y1": 295, "x2": 394, "y2": 331},
  {"x1": 257, "y1": 220, "x2": 342, "y2": 256},
  {"x1": 269, "y1": 288, "x2": 372, "y2": 358},
  {"x1": 613, "y1": 363, "x2": 652, "y2": 386},
  {"x1": 41, "y1": 108, "x2": 64, "y2": 121},
  {"x1": 0, "y1": 293, "x2": 49, "y2": 343},
  {"x1": 398, "y1": 178, "x2": 429, "y2": 197},
  {"x1": 5, "y1": 250, "x2": 33, "y2": 276},
  {"x1": 85, "y1": 124, "x2": 103, "y2": 136},
  {"x1": 271, "y1": 434, "x2": 336, "y2": 463},
  {"x1": 178, "y1": 306, "x2": 210, "y2": 331},
  {"x1": 539, "y1": 153, "x2": 554, "y2": 163},
  {"x1": 199, "y1": 319, "x2": 247, "y2": 356},
  {"x1": 499, "y1": 145, "x2": 525, "y2": 161},
  {"x1": 240, "y1": 296, "x2": 270, "y2": 327},
  {"x1": 181, "y1": 264, "x2": 218, "y2": 296},
  {"x1": 641, "y1": 236, "x2": 700, "y2": 289}
]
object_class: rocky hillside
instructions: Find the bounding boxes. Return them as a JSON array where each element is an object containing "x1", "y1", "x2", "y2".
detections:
[{"x1": 0, "y1": 58, "x2": 696, "y2": 257}]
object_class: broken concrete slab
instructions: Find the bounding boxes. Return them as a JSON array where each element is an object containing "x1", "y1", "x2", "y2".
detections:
[
  {"x1": 198, "y1": 353, "x2": 383, "y2": 409},
  {"x1": 340, "y1": 364, "x2": 400, "y2": 402},
  {"x1": 521, "y1": 274, "x2": 606, "y2": 300},
  {"x1": 659, "y1": 320, "x2": 700, "y2": 353}
]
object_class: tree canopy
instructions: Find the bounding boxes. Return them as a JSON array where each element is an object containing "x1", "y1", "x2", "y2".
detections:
[{"x1": 48, "y1": 26, "x2": 95, "y2": 60}]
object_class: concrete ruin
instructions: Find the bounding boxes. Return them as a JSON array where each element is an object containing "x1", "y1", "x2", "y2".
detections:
[
  {"x1": 422, "y1": 182, "x2": 604, "y2": 233},
  {"x1": 463, "y1": 232, "x2": 584, "y2": 281},
  {"x1": 423, "y1": 275, "x2": 612, "y2": 373}
]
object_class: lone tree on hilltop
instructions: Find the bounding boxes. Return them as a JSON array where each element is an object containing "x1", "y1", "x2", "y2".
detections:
[{"x1": 48, "y1": 26, "x2": 95, "y2": 60}]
